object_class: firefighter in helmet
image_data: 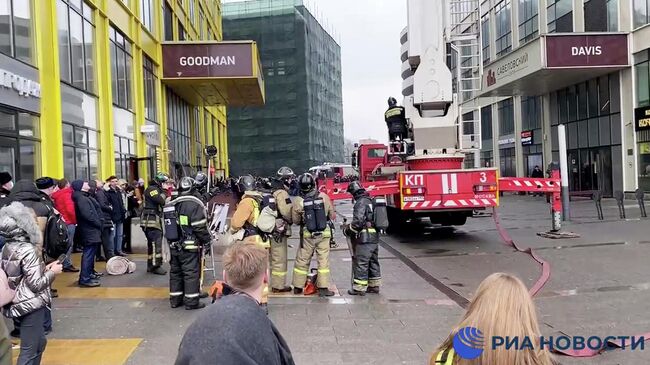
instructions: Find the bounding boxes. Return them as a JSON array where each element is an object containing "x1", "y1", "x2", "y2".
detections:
[
  {"x1": 385, "y1": 96, "x2": 408, "y2": 142},
  {"x1": 194, "y1": 171, "x2": 218, "y2": 202},
  {"x1": 269, "y1": 167, "x2": 295, "y2": 293},
  {"x1": 291, "y1": 173, "x2": 335, "y2": 297},
  {"x1": 345, "y1": 181, "x2": 381, "y2": 295},
  {"x1": 229, "y1": 174, "x2": 271, "y2": 309},
  {"x1": 168, "y1": 177, "x2": 211, "y2": 310},
  {"x1": 141, "y1": 172, "x2": 172, "y2": 275}
]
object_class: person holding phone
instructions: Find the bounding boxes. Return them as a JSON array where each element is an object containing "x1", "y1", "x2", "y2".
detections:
[{"x1": 0, "y1": 202, "x2": 63, "y2": 365}]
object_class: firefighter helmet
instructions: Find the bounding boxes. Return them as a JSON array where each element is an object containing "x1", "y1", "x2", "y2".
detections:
[
  {"x1": 277, "y1": 166, "x2": 294, "y2": 178},
  {"x1": 154, "y1": 172, "x2": 170, "y2": 185},
  {"x1": 195, "y1": 172, "x2": 208, "y2": 188},
  {"x1": 178, "y1": 177, "x2": 195, "y2": 193},
  {"x1": 298, "y1": 173, "x2": 316, "y2": 193},
  {"x1": 388, "y1": 96, "x2": 397, "y2": 107},
  {"x1": 238, "y1": 175, "x2": 256, "y2": 193},
  {"x1": 346, "y1": 181, "x2": 365, "y2": 196}
]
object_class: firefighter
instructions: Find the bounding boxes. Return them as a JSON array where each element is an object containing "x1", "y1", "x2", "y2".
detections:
[
  {"x1": 194, "y1": 171, "x2": 219, "y2": 202},
  {"x1": 141, "y1": 172, "x2": 172, "y2": 275},
  {"x1": 345, "y1": 181, "x2": 381, "y2": 296},
  {"x1": 385, "y1": 96, "x2": 408, "y2": 142},
  {"x1": 229, "y1": 174, "x2": 271, "y2": 309},
  {"x1": 291, "y1": 173, "x2": 335, "y2": 297},
  {"x1": 168, "y1": 177, "x2": 210, "y2": 310},
  {"x1": 270, "y1": 167, "x2": 295, "y2": 293}
]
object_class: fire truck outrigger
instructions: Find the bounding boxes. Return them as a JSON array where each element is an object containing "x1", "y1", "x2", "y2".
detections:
[{"x1": 321, "y1": 0, "x2": 563, "y2": 233}]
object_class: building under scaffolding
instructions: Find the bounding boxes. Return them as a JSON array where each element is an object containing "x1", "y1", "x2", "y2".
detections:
[{"x1": 223, "y1": 0, "x2": 344, "y2": 176}]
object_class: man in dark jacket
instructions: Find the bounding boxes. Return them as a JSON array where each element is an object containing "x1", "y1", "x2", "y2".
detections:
[
  {"x1": 91, "y1": 180, "x2": 114, "y2": 260},
  {"x1": 530, "y1": 165, "x2": 544, "y2": 196},
  {"x1": 345, "y1": 181, "x2": 381, "y2": 296},
  {"x1": 0, "y1": 172, "x2": 12, "y2": 207},
  {"x1": 72, "y1": 180, "x2": 102, "y2": 287},
  {"x1": 105, "y1": 176, "x2": 126, "y2": 257},
  {"x1": 175, "y1": 243, "x2": 294, "y2": 365}
]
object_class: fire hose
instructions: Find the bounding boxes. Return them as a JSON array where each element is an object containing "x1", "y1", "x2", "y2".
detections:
[{"x1": 492, "y1": 207, "x2": 650, "y2": 357}]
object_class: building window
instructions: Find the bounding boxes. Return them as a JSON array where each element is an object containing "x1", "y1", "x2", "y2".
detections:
[
  {"x1": 499, "y1": 147, "x2": 516, "y2": 177},
  {"x1": 199, "y1": 9, "x2": 204, "y2": 40},
  {"x1": 481, "y1": 105, "x2": 493, "y2": 141},
  {"x1": 585, "y1": 0, "x2": 618, "y2": 31},
  {"x1": 547, "y1": 0, "x2": 573, "y2": 32},
  {"x1": 481, "y1": 15, "x2": 490, "y2": 65},
  {"x1": 188, "y1": 0, "x2": 195, "y2": 24},
  {"x1": 521, "y1": 96, "x2": 541, "y2": 131},
  {"x1": 518, "y1": 0, "x2": 538, "y2": 43},
  {"x1": 636, "y1": 51, "x2": 650, "y2": 107},
  {"x1": 0, "y1": 109, "x2": 40, "y2": 181},
  {"x1": 143, "y1": 56, "x2": 157, "y2": 123},
  {"x1": 178, "y1": 21, "x2": 185, "y2": 41},
  {"x1": 114, "y1": 135, "x2": 135, "y2": 181},
  {"x1": 498, "y1": 98, "x2": 514, "y2": 136},
  {"x1": 495, "y1": 1, "x2": 512, "y2": 57},
  {"x1": 164, "y1": 3, "x2": 173, "y2": 41},
  {"x1": 0, "y1": 0, "x2": 34, "y2": 64},
  {"x1": 57, "y1": 0, "x2": 95, "y2": 93},
  {"x1": 634, "y1": 0, "x2": 650, "y2": 28},
  {"x1": 166, "y1": 88, "x2": 192, "y2": 178},
  {"x1": 62, "y1": 123, "x2": 99, "y2": 180},
  {"x1": 109, "y1": 26, "x2": 133, "y2": 110},
  {"x1": 141, "y1": 0, "x2": 153, "y2": 32}
]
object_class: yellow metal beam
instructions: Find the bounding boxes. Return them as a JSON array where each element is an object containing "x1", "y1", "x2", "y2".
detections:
[
  {"x1": 95, "y1": 11, "x2": 116, "y2": 178},
  {"x1": 35, "y1": 0, "x2": 63, "y2": 178}
]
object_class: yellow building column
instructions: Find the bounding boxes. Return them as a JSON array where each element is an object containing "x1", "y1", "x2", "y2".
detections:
[
  {"x1": 95, "y1": 10, "x2": 116, "y2": 178},
  {"x1": 35, "y1": 0, "x2": 63, "y2": 178}
]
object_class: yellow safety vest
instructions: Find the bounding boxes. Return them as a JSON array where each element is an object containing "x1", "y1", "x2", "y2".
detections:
[{"x1": 434, "y1": 348, "x2": 455, "y2": 365}]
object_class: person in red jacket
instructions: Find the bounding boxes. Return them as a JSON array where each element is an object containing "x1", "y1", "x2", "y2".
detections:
[{"x1": 51, "y1": 179, "x2": 79, "y2": 272}]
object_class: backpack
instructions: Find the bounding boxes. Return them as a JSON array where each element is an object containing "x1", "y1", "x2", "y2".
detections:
[
  {"x1": 303, "y1": 196, "x2": 328, "y2": 233},
  {"x1": 372, "y1": 197, "x2": 389, "y2": 231},
  {"x1": 44, "y1": 206, "x2": 70, "y2": 260},
  {"x1": 256, "y1": 195, "x2": 278, "y2": 234}
]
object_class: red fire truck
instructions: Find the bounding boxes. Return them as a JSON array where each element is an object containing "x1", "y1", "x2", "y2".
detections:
[{"x1": 321, "y1": 0, "x2": 562, "y2": 232}]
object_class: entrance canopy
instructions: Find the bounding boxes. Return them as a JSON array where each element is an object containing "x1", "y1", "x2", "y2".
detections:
[
  {"x1": 479, "y1": 33, "x2": 630, "y2": 97},
  {"x1": 162, "y1": 41, "x2": 265, "y2": 106}
]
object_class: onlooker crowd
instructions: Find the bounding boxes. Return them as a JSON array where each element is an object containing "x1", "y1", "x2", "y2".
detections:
[{"x1": 0, "y1": 171, "x2": 141, "y2": 364}]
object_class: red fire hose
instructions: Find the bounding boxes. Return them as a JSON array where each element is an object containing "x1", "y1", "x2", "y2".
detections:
[{"x1": 492, "y1": 207, "x2": 650, "y2": 357}]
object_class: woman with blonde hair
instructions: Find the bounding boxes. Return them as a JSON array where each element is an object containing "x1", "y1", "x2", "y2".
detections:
[{"x1": 431, "y1": 273, "x2": 555, "y2": 365}]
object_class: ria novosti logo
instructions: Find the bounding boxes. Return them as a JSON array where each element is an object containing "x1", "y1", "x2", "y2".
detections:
[{"x1": 453, "y1": 327, "x2": 485, "y2": 360}]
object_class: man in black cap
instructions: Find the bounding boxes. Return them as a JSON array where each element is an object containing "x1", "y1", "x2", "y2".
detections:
[{"x1": 0, "y1": 172, "x2": 12, "y2": 207}]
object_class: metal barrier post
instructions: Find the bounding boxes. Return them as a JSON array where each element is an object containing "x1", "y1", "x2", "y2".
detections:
[
  {"x1": 550, "y1": 167, "x2": 562, "y2": 231},
  {"x1": 615, "y1": 191, "x2": 626, "y2": 219},
  {"x1": 593, "y1": 191, "x2": 604, "y2": 220},
  {"x1": 637, "y1": 189, "x2": 647, "y2": 218}
]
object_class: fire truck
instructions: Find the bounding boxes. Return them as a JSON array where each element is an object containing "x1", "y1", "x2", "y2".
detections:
[{"x1": 321, "y1": 0, "x2": 562, "y2": 232}]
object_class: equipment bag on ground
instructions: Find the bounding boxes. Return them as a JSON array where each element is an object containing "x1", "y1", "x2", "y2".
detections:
[{"x1": 303, "y1": 197, "x2": 327, "y2": 233}]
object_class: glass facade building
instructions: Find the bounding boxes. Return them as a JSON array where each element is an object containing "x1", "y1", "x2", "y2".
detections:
[
  {"x1": 223, "y1": 0, "x2": 344, "y2": 176},
  {"x1": 0, "y1": 0, "x2": 234, "y2": 183},
  {"x1": 467, "y1": 0, "x2": 650, "y2": 195}
]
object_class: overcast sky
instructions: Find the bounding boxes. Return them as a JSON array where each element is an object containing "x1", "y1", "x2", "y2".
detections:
[
  {"x1": 312, "y1": 0, "x2": 406, "y2": 143},
  {"x1": 223, "y1": 0, "x2": 407, "y2": 143}
]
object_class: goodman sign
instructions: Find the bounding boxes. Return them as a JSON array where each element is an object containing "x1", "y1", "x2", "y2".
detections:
[{"x1": 162, "y1": 42, "x2": 254, "y2": 78}]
